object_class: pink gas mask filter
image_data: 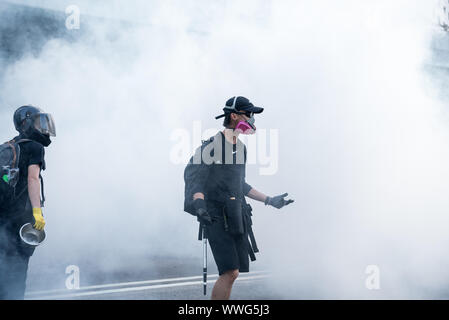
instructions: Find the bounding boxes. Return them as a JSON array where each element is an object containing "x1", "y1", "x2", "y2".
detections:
[{"x1": 235, "y1": 117, "x2": 256, "y2": 135}]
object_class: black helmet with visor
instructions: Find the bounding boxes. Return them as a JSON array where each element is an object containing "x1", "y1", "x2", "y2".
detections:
[{"x1": 13, "y1": 105, "x2": 56, "y2": 146}]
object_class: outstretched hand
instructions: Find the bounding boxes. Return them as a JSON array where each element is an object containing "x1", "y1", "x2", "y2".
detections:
[{"x1": 265, "y1": 193, "x2": 294, "y2": 209}]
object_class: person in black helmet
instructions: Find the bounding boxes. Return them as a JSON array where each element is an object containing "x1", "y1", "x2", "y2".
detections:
[
  {"x1": 187, "y1": 96, "x2": 294, "y2": 300},
  {"x1": 0, "y1": 105, "x2": 56, "y2": 300}
]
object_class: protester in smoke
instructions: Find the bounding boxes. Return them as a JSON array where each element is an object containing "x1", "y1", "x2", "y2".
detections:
[
  {"x1": 0, "y1": 105, "x2": 56, "y2": 300},
  {"x1": 184, "y1": 96, "x2": 294, "y2": 300}
]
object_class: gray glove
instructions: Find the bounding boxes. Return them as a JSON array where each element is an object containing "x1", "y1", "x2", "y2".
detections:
[{"x1": 265, "y1": 193, "x2": 294, "y2": 209}]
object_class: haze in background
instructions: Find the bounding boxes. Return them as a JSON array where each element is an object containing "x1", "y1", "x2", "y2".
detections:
[{"x1": 1, "y1": 0, "x2": 448, "y2": 298}]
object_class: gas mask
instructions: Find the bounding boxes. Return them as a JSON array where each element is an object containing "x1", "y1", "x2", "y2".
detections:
[{"x1": 235, "y1": 113, "x2": 256, "y2": 135}]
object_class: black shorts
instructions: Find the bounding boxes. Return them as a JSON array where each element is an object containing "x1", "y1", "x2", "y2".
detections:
[{"x1": 205, "y1": 204, "x2": 250, "y2": 276}]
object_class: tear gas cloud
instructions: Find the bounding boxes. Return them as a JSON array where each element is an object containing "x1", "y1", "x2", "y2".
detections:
[{"x1": 0, "y1": 0, "x2": 448, "y2": 298}]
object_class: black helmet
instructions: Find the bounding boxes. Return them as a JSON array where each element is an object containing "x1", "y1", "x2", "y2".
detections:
[{"x1": 13, "y1": 105, "x2": 56, "y2": 146}]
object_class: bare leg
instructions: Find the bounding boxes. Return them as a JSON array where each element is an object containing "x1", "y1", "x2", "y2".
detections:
[{"x1": 211, "y1": 269, "x2": 239, "y2": 300}]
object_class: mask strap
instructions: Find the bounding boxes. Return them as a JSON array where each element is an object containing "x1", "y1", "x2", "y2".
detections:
[
  {"x1": 216, "y1": 96, "x2": 240, "y2": 119},
  {"x1": 232, "y1": 96, "x2": 238, "y2": 109},
  {"x1": 223, "y1": 96, "x2": 238, "y2": 112}
]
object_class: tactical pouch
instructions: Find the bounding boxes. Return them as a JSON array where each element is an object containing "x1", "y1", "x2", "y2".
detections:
[{"x1": 224, "y1": 197, "x2": 244, "y2": 236}]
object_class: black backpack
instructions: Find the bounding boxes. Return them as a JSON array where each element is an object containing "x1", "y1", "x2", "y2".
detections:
[
  {"x1": 183, "y1": 136, "x2": 215, "y2": 216},
  {"x1": 183, "y1": 134, "x2": 248, "y2": 216},
  {"x1": 0, "y1": 138, "x2": 32, "y2": 209}
]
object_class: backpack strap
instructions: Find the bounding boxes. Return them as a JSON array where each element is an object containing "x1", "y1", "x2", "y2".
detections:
[
  {"x1": 40, "y1": 174, "x2": 45, "y2": 207},
  {"x1": 8, "y1": 138, "x2": 32, "y2": 145},
  {"x1": 200, "y1": 136, "x2": 214, "y2": 146},
  {"x1": 7, "y1": 138, "x2": 46, "y2": 207},
  {"x1": 244, "y1": 144, "x2": 247, "y2": 163},
  {"x1": 14, "y1": 139, "x2": 32, "y2": 143},
  {"x1": 5, "y1": 138, "x2": 31, "y2": 169},
  {"x1": 6, "y1": 141, "x2": 18, "y2": 169}
]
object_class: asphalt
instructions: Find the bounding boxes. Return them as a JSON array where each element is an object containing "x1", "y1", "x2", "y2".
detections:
[{"x1": 24, "y1": 254, "x2": 279, "y2": 300}]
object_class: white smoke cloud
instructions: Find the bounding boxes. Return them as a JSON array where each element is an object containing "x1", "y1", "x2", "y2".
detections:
[{"x1": 1, "y1": 0, "x2": 449, "y2": 298}]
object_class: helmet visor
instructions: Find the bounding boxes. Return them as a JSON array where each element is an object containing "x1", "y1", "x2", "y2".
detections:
[{"x1": 33, "y1": 113, "x2": 56, "y2": 137}]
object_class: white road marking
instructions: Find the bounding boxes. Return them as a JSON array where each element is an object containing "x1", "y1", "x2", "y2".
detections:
[
  {"x1": 26, "y1": 274, "x2": 219, "y2": 296},
  {"x1": 26, "y1": 270, "x2": 268, "y2": 295},
  {"x1": 26, "y1": 271, "x2": 269, "y2": 300}
]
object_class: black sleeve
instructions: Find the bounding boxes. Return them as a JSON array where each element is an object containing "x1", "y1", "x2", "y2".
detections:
[
  {"x1": 243, "y1": 181, "x2": 252, "y2": 196},
  {"x1": 27, "y1": 142, "x2": 45, "y2": 170},
  {"x1": 242, "y1": 145, "x2": 252, "y2": 195},
  {"x1": 190, "y1": 145, "x2": 211, "y2": 196}
]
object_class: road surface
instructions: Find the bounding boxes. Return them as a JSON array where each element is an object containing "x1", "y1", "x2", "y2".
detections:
[{"x1": 24, "y1": 255, "x2": 280, "y2": 300}]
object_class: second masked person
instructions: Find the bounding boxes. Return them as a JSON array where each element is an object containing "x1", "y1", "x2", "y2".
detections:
[{"x1": 184, "y1": 96, "x2": 294, "y2": 300}]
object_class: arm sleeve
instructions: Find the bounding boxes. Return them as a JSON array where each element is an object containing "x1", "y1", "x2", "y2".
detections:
[
  {"x1": 190, "y1": 145, "x2": 211, "y2": 196},
  {"x1": 242, "y1": 144, "x2": 252, "y2": 195},
  {"x1": 27, "y1": 142, "x2": 45, "y2": 170},
  {"x1": 243, "y1": 181, "x2": 252, "y2": 196}
]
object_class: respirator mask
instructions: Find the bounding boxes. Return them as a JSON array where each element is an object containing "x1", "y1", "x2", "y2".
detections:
[
  {"x1": 234, "y1": 112, "x2": 256, "y2": 135},
  {"x1": 215, "y1": 96, "x2": 263, "y2": 135}
]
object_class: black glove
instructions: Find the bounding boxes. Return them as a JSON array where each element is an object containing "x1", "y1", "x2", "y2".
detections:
[
  {"x1": 265, "y1": 193, "x2": 294, "y2": 209},
  {"x1": 193, "y1": 198, "x2": 213, "y2": 226}
]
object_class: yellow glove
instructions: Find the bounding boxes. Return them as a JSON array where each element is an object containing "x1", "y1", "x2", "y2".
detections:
[{"x1": 32, "y1": 208, "x2": 46, "y2": 231}]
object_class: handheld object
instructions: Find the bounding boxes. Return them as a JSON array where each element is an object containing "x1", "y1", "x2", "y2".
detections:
[
  {"x1": 202, "y1": 225, "x2": 208, "y2": 295},
  {"x1": 19, "y1": 223, "x2": 46, "y2": 247}
]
